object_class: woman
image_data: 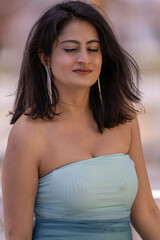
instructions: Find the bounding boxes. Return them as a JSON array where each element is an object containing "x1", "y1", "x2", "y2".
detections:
[{"x1": 2, "y1": 1, "x2": 160, "y2": 239}]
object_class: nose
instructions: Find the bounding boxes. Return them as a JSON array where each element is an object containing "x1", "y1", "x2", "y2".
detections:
[{"x1": 76, "y1": 48, "x2": 91, "y2": 65}]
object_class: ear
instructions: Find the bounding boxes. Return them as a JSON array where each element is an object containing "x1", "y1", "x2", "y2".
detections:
[{"x1": 38, "y1": 49, "x2": 50, "y2": 66}]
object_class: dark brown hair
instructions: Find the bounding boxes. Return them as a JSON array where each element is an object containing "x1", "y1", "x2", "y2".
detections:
[{"x1": 10, "y1": 0, "x2": 141, "y2": 133}]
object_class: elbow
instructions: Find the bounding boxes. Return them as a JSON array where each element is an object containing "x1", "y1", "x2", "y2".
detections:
[{"x1": 4, "y1": 230, "x2": 32, "y2": 240}]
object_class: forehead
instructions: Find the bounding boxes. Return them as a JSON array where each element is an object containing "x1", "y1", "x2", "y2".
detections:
[{"x1": 58, "y1": 19, "x2": 100, "y2": 42}]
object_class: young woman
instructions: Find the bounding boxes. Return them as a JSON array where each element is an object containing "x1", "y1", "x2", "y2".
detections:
[{"x1": 2, "y1": 1, "x2": 160, "y2": 239}]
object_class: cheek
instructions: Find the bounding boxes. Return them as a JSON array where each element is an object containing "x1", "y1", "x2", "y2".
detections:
[
  {"x1": 93, "y1": 56, "x2": 102, "y2": 72},
  {"x1": 50, "y1": 54, "x2": 74, "y2": 81},
  {"x1": 51, "y1": 54, "x2": 74, "y2": 70}
]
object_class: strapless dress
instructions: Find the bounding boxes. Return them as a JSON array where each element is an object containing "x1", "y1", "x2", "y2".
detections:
[{"x1": 32, "y1": 153, "x2": 138, "y2": 239}]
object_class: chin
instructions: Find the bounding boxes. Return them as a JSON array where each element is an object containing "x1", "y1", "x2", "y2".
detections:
[{"x1": 72, "y1": 78, "x2": 96, "y2": 88}]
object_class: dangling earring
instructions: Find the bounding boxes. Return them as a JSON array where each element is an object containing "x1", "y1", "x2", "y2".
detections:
[
  {"x1": 45, "y1": 65, "x2": 52, "y2": 104},
  {"x1": 98, "y1": 77, "x2": 102, "y2": 102}
]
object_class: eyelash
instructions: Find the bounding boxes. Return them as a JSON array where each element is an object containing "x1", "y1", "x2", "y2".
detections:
[{"x1": 64, "y1": 48, "x2": 98, "y2": 52}]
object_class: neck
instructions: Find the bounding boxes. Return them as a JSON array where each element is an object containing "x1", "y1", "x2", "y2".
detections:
[
  {"x1": 55, "y1": 88, "x2": 91, "y2": 119},
  {"x1": 58, "y1": 100, "x2": 85, "y2": 108}
]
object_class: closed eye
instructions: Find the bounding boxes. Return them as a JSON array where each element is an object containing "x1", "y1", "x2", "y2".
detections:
[
  {"x1": 87, "y1": 49, "x2": 98, "y2": 52},
  {"x1": 64, "y1": 48, "x2": 77, "y2": 52}
]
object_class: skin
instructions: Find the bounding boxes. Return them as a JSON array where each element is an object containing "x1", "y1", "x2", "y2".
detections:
[{"x1": 2, "y1": 19, "x2": 160, "y2": 240}]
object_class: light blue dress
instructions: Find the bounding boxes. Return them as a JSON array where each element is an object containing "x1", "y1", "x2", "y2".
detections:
[{"x1": 32, "y1": 153, "x2": 138, "y2": 239}]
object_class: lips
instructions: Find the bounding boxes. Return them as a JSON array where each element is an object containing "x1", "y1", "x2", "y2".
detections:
[{"x1": 73, "y1": 68, "x2": 92, "y2": 75}]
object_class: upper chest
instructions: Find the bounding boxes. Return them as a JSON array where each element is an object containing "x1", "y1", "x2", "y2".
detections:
[
  {"x1": 47, "y1": 119, "x2": 130, "y2": 146},
  {"x1": 39, "y1": 120, "x2": 131, "y2": 174}
]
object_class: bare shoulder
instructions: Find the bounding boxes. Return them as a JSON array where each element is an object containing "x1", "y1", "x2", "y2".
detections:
[
  {"x1": 128, "y1": 116, "x2": 143, "y2": 158},
  {"x1": 9, "y1": 114, "x2": 45, "y2": 148},
  {"x1": 9, "y1": 114, "x2": 45, "y2": 142},
  {"x1": 4, "y1": 114, "x2": 47, "y2": 169}
]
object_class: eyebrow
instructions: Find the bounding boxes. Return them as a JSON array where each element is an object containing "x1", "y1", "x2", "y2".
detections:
[{"x1": 60, "y1": 40, "x2": 100, "y2": 44}]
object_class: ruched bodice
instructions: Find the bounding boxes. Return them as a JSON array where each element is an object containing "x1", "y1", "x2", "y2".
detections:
[{"x1": 33, "y1": 153, "x2": 138, "y2": 239}]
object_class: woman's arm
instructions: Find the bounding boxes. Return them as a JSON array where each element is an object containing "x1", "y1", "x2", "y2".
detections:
[
  {"x1": 2, "y1": 116, "x2": 44, "y2": 240},
  {"x1": 130, "y1": 117, "x2": 160, "y2": 240}
]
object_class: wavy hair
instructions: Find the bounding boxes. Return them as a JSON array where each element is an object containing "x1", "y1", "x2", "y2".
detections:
[{"x1": 10, "y1": 0, "x2": 142, "y2": 133}]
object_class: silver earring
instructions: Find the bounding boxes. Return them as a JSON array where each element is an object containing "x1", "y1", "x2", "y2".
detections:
[
  {"x1": 45, "y1": 65, "x2": 52, "y2": 104},
  {"x1": 98, "y1": 77, "x2": 102, "y2": 102}
]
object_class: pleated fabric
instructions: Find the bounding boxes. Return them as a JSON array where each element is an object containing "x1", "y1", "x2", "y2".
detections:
[{"x1": 33, "y1": 153, "x2": 138, "y2": 240}]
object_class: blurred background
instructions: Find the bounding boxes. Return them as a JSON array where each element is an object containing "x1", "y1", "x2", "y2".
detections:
[{"x1": 0, "y1": 0, "x2": 160, "y2": 239}]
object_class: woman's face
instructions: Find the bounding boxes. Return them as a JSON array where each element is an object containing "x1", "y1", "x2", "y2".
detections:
[{"x1": 49, "y1": 19, "x2": 102, "y2": 90}]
